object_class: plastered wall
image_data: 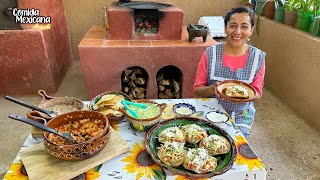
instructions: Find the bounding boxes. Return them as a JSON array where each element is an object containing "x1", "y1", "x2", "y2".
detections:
[
  {"x1": 62, "y1": 0, "x2": 242, "y2": 60},
  {"x1": 251, "y1": 16, "x2": 320, "y2": 131}
]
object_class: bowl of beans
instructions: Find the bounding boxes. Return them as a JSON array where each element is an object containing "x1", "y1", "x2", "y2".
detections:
[
  {"x1": 119, "y1": 99, "x2": 167, "y2": 131},
  {"x1": 42, "y1": 110, "x2": 111, "y2": 161}
]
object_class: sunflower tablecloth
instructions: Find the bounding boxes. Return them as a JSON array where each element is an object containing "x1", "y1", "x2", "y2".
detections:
[{"x1": 4, "y1": 98, "x2": 267, "y2": 180}]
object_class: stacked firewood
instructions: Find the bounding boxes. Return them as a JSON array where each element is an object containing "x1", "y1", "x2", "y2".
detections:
[
  {"x1": 122, "y1": 68, "x2": 147, "y2": 99},
  {"x1": 156, "y1": 73, "x2": 181, "y2": 99}
]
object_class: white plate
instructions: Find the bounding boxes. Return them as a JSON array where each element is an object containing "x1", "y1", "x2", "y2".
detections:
[{"x1": 206, "y1": 111, "x2": 228, "y2": 123}]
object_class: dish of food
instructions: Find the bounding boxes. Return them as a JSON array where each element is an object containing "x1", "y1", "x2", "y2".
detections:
[
  {"x1": 183, "y1": 148, "x2": 217, "y2": 174},
  {"x1": 146, "y1": 117, "x2": 237, "y2": 178},
  {"x1": 216, "y1": 80, "x2": 257, "y2": 103},
  {"x1": 206, "y1": 111, "x2": 229, "y2": 123},
  {"x1": 157, "y1": 141, "x2": 186, "y2": 167},
  {"x1": 173, "y1": 103, "x2": 196, "y2": 116},
  {"x1": 158, "y1": 126, "x2": 186, "y2": 143},
  {"x1": 89, "y1": 91, "x2": 131, "y2": 121},
  {"x1": 120, "y1": 99, "x2": 167, "y2": 131},
  {"x1": 127, "y1": 103, "x2": 160, "y2": 119},
  {"x1": 200, "y1": 134, "x2": 231, "y2": 156},
  {"x1": 181, "y1": 124, "x2": 207, "y2": 144},
  {"x1": 225, "y1": 85, "x2": 249, "y2": 99},
  {"x1": 47, "y1": 118, "x2": 105, "y2": 145}
]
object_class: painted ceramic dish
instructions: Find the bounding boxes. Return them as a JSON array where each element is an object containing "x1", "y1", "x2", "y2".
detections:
[
  {"x1": 206, "y1": 111, "x2": 229, "y2": 123},
  {"x1": 119, "y1": 99, "x2": 167, "y2": 131},
  {"x1": 173, "y1": 103, "x2": 196, "y2": 117},
  {"x1": 43, "y1": 110, "x2": 111, "y2": 161},
  {"x1": 146, "y1": 117, "x2": 237, "y2": 179},
  {"x1": 216, "y1": 80, "x2": 257, "y2": 103},
  {"x1": 89, "y1": 91, "x2": 132, "y2": 121}
]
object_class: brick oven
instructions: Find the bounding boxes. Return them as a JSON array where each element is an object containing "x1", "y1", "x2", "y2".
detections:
[{"x1": 79, "y1": 1, "x2": 216, "y2": 100}]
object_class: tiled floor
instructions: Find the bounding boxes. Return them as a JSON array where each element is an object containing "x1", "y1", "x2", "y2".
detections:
[{"x1": 0, "y1": 61, "x2": 319, "y2": 180}]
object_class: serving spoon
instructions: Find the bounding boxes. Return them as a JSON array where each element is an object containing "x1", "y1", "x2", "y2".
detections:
[
  {"x1": 9, "y1": 115, "x2": 74, "y2": 142},
  {"x1": 5, "y1": 96, "x2": 56, "y2": 117}
]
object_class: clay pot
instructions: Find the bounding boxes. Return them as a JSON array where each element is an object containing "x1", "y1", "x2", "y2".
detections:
[
  {"x1": 264, "y1": 1, "x2": 275, "y2": 19},
  {"x1": 27, "y1": 90, "x2": 85, "y2": 139},
  {"x1": 43, "y1": 110, "x2": 111, "y2": 161},
  {"x1": 284, "y1": 10, "x2": 298, "y2": 27}
]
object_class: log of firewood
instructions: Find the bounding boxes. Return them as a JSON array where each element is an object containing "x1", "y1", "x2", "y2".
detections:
[
  {"x1": 172, "y1": 79, "x2": 180, "y2": 93},
  {"x1": 123, "y1": 75, "x2": 129, "y2": 83},
  {"x1": 160, "y1": 79, "x2": 170, "y2": 86},
  {"x1": 137, "y1": 93, "x2": 145, "y2": 99},
  {"x1": 128, "y1": 81, "x2": 136, "y2": 88},
  {"x1": 174, "y1": 93, "x2": 181, "y2": 99},
  {"x1": 165, "y1": 89, "x2": 173, "y2": 98},
  {"x1": 158, "y1": 85, "x2": 165, "y2": 91},
  {"x1": 134, "y1": 87, "x2": 145, "y2": 93},
  {"x1": 133, "y1": 68, "x2": 142, "y2": 75},
  {"x1": 156, "y1": 73, "x2": 163, "y2": 82},
  {"x1": 159, "y1": 92, "x2": 169, "y2": 99},
  {"x1": 135, "y1": 77, "x2": 146, "y2": 85},
  {"x1": 124, "y1": 69, "x2": 132, "y2": 76},
  {"x1": 124, "y1": 86, "x2": 129, "y2": 93},
  {"x1": 129, "y1": 73, "x2": 136, "y2": 80},
  {"x1": 131, "y1": 90, "x2": 137, "y2": 98}
]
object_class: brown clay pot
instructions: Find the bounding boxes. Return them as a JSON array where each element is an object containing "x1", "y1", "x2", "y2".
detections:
[
  {"x1": 284, "y1": 10, "x2": 298, "y2": 27},
  {"x1": 43, "y1": 110, "x2": 111, "y2": 161},
  {"x1": 264, "y1": 1, "x2": 275, "y2": 19}
]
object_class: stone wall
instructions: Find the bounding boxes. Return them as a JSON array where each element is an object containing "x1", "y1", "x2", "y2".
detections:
[{"x1": 251, "y1": 16, "x2": 320, "y2": 131}]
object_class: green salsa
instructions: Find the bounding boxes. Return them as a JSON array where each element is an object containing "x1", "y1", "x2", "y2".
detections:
[{"x1": 128, "y1": 103, "x2": 160, "y2": 119}]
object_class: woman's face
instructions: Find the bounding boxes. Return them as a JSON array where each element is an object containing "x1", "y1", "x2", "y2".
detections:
[{"x1": 225, "y1": 12, "x2": 254, "y2": 47}]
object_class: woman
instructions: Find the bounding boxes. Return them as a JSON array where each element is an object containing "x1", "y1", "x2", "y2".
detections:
[{"x1": 193, "y1": 6, "x2": 266, "y2": 138}]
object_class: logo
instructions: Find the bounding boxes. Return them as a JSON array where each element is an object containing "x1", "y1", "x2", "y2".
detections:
[{"x1": 12, "y1": 8, "x2": 51, "y2": 30}]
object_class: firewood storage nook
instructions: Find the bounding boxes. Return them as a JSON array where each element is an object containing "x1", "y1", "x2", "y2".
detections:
[{"x1": 79, "y1": 1, "x2": 216, "y2": 99}]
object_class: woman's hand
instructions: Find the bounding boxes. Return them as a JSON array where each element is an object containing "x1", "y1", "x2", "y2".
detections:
[
  {"x1": 253, "y1": 93, "x2": 261, "y2": 101},
  {"x1": 213, "y1": 82, "x2": 224, "y2": 100}
]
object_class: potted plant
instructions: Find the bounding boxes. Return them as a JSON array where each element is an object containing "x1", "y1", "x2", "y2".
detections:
[
  {"x1": 240, "y1": 0, "x2": 255, "y2": 10},
  {"x1": 274, "y1": 0, "x2": 286, "y2": 22},
  {"x1": 256, "y1": 0, "x2": 267, "y2": 14},
  {"x1": 284, "y1": 0, "x2": 300, "y2": 27},
  {"x1": 295, "y1": 0, "x2": 313, "y2": 32},
  {"x1": 256, "y1": 0, "x2": 286, "y2": 35},
  {"x1": 310, "y1": 0, "x2": 320, "y2": 36}
]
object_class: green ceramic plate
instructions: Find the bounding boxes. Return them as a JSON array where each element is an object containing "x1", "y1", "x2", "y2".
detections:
[{"x1": 145, "y1": 117, "x2": 237, "y2": 179}]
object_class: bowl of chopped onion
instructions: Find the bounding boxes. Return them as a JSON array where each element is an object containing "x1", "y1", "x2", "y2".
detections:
[
  {"x1": 119, "y1": 99, "x2": 167, "y2": 131},
  {"x1": 43, "y1": 110, "x2": 111, "y2": 161},
  {"x1": 215, "y1": 80, "x2": 257, "y2": 103}
]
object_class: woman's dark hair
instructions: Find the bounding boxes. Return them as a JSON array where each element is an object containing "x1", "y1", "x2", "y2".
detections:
[{"x1": 224, "y1": 6, "x2": 254, "y2": 27}]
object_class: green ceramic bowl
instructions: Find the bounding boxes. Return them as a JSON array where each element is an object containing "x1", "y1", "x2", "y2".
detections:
[{"x1": 145, "y1": 117, "x2": 237, "y2": 179}]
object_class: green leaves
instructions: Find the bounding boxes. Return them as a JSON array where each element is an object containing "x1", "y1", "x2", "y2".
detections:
[{"x1": 152, "y1": 169, "x2": 166, "y2": 180}]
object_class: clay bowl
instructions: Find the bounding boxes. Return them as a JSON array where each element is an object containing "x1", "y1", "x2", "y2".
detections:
[
  {"x1": 216, "y1": 80, "x2": 257, "y2": 103},
  {"x1": 145, "y1": 117, "x2": 237, "y2": 179},
  {"x1": 89, "y1": 91, "x2": 132, "y2": 121},
  {"x1": 27, "y1": 90, "x2": 85, "y2": 139},
  {"x1": 119, "y1": 99, "x2": 167, "y2": 131},
  {"x1": 42, "y1": 110, "x2": 110, "y2": 161}
]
